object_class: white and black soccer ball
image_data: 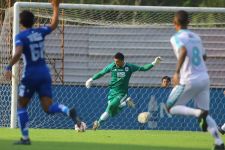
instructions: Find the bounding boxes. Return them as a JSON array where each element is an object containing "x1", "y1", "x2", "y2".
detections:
[
  {"x1": 137, "y1": 112, "x2": 150, "y2": 124},
  {"x1": 74, "y1": 122, "x2": 87, "y2": 132}
]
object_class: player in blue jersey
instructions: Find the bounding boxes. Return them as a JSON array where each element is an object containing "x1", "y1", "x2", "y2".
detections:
[{"x1": 4, "y1": 0, "x2": 81, "y2": 145}]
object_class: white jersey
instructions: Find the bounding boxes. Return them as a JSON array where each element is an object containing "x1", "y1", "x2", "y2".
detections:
[{"x1": 170, "y1": 29, "x2": 209, "y2": 84}]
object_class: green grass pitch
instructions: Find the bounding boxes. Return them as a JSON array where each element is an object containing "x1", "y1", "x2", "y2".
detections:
[{"x1": 0, "y1": 128, "x2": 222, "y2": 150}]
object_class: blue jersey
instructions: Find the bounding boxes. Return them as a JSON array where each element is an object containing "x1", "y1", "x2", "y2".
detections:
[
  {"x1": 16, "y1": 26, "x2": 53, "y2": 99},
  {"x1": 15, "y1": 26, "x2": 52, "y2": 78}
]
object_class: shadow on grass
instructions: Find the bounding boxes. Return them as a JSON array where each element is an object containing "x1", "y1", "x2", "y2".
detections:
[{"x1": 0, "y1": 139, "x2": 208, "y2": 150}]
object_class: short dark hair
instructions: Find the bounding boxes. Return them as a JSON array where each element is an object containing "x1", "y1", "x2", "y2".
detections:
[
  {"x1": 114, "y1": 52, "x2": 124, "y2": 61},
  {"x1": 162, "y1": 76, "x2": 171, "y2": 82},
  {"x1": 20, "y1": 10, "x2": 35, "y2": 28},
  {"x1": 174, "y1": 10, "x2": 189, "y2": 27}
]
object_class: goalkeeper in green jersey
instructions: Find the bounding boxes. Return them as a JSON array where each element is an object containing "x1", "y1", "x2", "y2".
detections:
[{"x1": 85, "y1": 52, "x2": 161, "y2": 130}]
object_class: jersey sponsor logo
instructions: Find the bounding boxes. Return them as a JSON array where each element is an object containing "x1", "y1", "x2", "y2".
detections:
[
  {"x1": 117, "y1": 72, "x2": 125, "y2": 78},
  {"x1": 117, "y1": 69, "x2": 124, "y2": 71},
  {"x1": 27, "y1": 32, "x2": 43, "y2": 42}
]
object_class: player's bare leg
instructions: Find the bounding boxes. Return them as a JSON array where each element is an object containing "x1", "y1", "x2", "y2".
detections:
[{"x1": 40, "y1": 96, "x2": 81, "y2": 126}]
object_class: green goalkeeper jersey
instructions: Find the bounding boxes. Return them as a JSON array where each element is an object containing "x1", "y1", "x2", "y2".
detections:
[{"x1": 92, "y1": 62, "x2": 154, "y2": 96}]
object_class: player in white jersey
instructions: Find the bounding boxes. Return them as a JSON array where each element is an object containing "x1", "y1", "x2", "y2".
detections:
[
  {"x1": 219, "y1": 92, "x2": 225, "y2": 135},
  {"x1": 166, "y1": 10, "x2": 224, "y2": 150}
]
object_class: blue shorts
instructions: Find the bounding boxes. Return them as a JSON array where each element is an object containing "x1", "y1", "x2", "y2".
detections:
[{"x1": 19, "y1": 73, "x2": 52, "y2": 99}]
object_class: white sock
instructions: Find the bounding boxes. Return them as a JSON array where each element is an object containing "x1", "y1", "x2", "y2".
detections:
[
  {"x1": 206, "y1": 115, "x2": 223, "y2": 145},
  {"x1": 100, "y1": 112, "x2": 109, "y2": 121},
  {"x1": 170, "y1": 105, "x2": 201, "y2": 117},
  {"x1": 221, "y1": 123, "x2": 225, "y2": 131}
]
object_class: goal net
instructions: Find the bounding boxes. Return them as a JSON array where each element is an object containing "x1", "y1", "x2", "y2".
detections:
[{"x1": 1, "y1": 2, "x2": 225, "y2": 130}]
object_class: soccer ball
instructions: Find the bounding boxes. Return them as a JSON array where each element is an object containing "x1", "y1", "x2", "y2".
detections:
[
  {"x1": 137, "y1": 112, "x2": 150, "y2": 124},
  {"x1": 74, "y1": 122, "x2": 87, "y2": 132}
]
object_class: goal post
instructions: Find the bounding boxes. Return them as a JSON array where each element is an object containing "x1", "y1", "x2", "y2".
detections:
[
  {"x1": 1, "y1": 2, "x2": 225, "y2": 129},
  {"x1": 10, "y1": 2, "x2": 20, "y2": 129}
]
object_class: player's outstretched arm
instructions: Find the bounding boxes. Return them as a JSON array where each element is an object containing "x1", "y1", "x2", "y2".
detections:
[
  {"x1": 49, "y1": 0, "x2": 61, "y2": 31},
  {"x1": 85, "y1": 69, "x2": 108, "y2": 88},
  {"x1": 136, "y1": 56, "x2": 162, "y2": 72},
  {"x1": 85, "y1": 63, "x2": 113, "y2": 88},
  {"x1": 173, "y1": 46, "x2": 186, "y2": 85},
  {"x1": 4, "y1": 46, "x2": 23, "y2": 80}
]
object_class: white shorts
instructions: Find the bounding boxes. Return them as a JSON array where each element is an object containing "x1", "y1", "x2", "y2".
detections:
[{"x1": 167, "y1": 78, "x2": 210, "y2": 111}]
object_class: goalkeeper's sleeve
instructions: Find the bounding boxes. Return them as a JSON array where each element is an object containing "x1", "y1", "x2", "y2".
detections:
[
  {"x1": 139, "y1": 64, "x2": 154, "y2": 71},
  {"x1": 131, "y1": 56, "x2": 162, "y2": 72},
  {"x1": 139, "y1": 56, "x2": 162, "y2": 71},
  {"x1": 92, "y1": 62, "x2": 113, "y2": 80}
]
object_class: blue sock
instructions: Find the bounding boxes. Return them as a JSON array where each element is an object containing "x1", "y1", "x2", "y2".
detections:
[
  {"x1": 17, "y1": 108, "x2": 29, "y2": 140},
  {"x1": 48, "y1": 103, "x2": 69, "y2": 116}
]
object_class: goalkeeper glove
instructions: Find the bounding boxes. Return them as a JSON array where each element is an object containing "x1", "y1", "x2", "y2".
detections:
[
  {"x1": 85, "y1": 78, "x2": 93, "y2": 88},
  {"x1": 152, "y1": 56, "x2": 162, "y2": 65}
]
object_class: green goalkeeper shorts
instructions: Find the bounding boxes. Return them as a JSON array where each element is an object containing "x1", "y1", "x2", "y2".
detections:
[{"x1": 106, "y1": 94, "x2": 128, "y2": 117}]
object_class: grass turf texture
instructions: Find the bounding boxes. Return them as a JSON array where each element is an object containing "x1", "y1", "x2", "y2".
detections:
[{"x1": 0, "y1": 128, "x2": 220, "y2": 150}]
